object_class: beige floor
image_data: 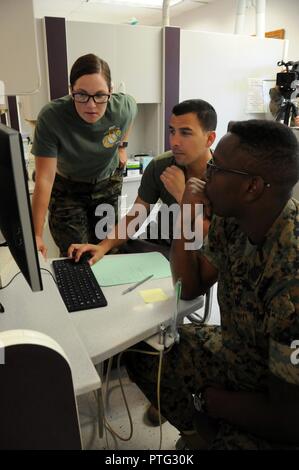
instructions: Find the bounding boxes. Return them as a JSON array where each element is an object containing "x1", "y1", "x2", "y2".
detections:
[
  {"x1": 77, "y1": 368, "x2": 180, "y2": 450},
  {"x1": 77, "y1": 287, "x2": 220, "y2": 451}
]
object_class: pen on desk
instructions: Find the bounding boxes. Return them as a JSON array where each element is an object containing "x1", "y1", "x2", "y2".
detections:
[{"x1": 122, "y1": 274, "x2": 154, "y2": 295}]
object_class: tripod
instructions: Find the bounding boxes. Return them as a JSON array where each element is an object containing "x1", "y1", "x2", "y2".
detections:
[{"x1": 275, "y1": 97, "x2": 298, "y2": 126}]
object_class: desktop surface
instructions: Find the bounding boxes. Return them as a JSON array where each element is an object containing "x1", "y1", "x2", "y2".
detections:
[
  {"x1": 69, "y1": 275, "x2": 203, "y2": 364},
  {"x1": 0, "y1": 272, "x2": 101, "y2": 395},
  {"x1": 47, "y1": 253, "x2": 203, "y2": 364},
  {"x1": 0, "y1": 254, "x2": 203, "y2": 387}
]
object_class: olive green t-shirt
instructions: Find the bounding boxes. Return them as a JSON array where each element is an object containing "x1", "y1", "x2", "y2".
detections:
[
  {"x1": 138, "y1": 150, "x2": 184, "y2": 206},
  {"x1": 31, "y1": 93, "x2": 137, "y2": 183},
  {"x1": 138, "y1": 151, "x2": 186, "y2": 241}
]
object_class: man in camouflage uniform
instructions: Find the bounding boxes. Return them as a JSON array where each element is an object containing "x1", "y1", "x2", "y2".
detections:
[{"x1": 125, "y1": 120, "x2": 299, "y2": 449}]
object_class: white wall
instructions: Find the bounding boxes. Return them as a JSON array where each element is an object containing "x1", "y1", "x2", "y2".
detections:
[
  {"x1": 172, "y1": 0, "x2": 237, "y2": 34},
  {"x1": 126, "y1": 103, "x2": 163, "y2": 158},
  {"x1": 180, "y1": 31, "x2": 284, "y2": 144},
  {"x1": 172, "y1": 0, "x2": 299, "y2": 61}
]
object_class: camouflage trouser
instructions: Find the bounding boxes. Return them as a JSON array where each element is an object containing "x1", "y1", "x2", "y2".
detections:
[
  {"x1": 49, "y1": 171, "x2": 123, "y2": 256},
  {"x1": 125, "y1": 324, "x2": 293, "y2": 450}
]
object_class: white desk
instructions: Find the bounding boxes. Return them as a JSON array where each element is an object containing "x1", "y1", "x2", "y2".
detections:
[
  {"x1": 70, "y1": 276, "x2": 203, "y2": 365},
  {"x1": 0, "y1": 273, "x2": 101, "y2": 396},
  {"x1": 0, "y1": 255, "x2": 203, "y2": 390}
]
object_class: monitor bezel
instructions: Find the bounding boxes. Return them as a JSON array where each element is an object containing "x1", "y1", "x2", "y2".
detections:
[{"x1": 0, "y1": 123, "x2": 42, "y2": 292}]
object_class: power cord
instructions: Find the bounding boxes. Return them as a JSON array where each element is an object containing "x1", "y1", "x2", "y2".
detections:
[
  {"x1": 157, "y1": 349, "x2": 163, "y2": 450},
  {"x1": 0, "y1": 269, "x2": 57, "y2": 313},
  {"x1": 0, "y1": 271, "x2": 21, "y2": 290},
  {"x1": 102, "y1": 343, "x2": 174, "y2": 450},
  {"x1": 0, "y1": 268, "x2": 57, "y2": 291},
  {"x1": 103, "y1": 352, "x2": 134, "y2": 444},
  {"x1": 40, "y1": 268, "x2": 57, "y2": 285}
]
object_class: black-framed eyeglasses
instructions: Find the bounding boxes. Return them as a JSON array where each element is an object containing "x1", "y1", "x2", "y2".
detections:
[
  {"x1": 206, "y1": 158, "x2": 271, "y2": 188},
  {"x1": 72, "y1": 92, "x2": 110, "y2": 104}
]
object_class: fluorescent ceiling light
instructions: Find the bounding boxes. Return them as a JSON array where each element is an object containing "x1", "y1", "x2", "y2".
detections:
[{"x1": 85, "y1": 0, "x2": 183, "y2": 9}]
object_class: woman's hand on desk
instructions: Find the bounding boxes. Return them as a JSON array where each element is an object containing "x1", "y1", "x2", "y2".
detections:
[{"x1": 67, "y1": 243, "x2": 107, "y2": 266}]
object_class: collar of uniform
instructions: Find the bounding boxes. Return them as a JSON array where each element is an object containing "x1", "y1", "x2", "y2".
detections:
[{"x1": 255, "y1": 198, "x2": 298, "y2": 265}]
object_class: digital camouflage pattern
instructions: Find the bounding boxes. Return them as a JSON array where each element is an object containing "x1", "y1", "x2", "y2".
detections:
[
  {"x1": 203, "y1": 198, "x2": 299, "y2": 392},
  {"x1": 49, "y1": 171, "x2": 123, "y2": 256},
  {"x1": 125, "y1": 198, "x2": 299, "y2": 449},
  {"x1": 125, "y1": 324, "x2": 227, "y2": 432},
  {"x1": 126, "y1": 324, "x2": 297, "y2": 449}
]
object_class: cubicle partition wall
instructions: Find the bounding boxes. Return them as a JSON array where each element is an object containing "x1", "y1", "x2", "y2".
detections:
[
  {"x1": 11, "y1": 10, "x2": 287, "y2": 153},
  {"x1": 164, "y1": 27, "x2": 180, "y2": 151}
]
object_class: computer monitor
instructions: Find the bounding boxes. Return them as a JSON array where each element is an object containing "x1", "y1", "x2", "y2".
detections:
[{"x1": 0, "y1": 123, "x2": 42, "y2": 292}]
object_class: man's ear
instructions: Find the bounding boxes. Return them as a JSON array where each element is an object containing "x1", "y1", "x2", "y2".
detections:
[
  {"x1": 207, "y1": 131, "x2": 216, "y2": 148},
  {"x1": 244, "y1": 176, "x2": 267, "y2": 201}
]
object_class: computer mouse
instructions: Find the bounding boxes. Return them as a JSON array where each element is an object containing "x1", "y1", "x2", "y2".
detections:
[
  {"x1": 70, "y1": 252, "x2": 92, "y2": 264},
  {"x1": 78, "y1": 252, "x2": 92, "y2": 264}
]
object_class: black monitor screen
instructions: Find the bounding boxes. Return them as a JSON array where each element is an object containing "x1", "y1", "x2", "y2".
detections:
[{"x1": 0, "y1": 123, "x2": 42, "y2": 291}]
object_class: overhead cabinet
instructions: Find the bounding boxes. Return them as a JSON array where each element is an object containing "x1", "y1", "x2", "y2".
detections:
[{"x1": 66, "y1": 22, "x2": 162, "y2": 104}]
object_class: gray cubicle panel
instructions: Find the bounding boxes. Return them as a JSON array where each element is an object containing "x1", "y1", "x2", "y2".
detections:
[{"x1": 0, "y1": 0, "x2": 40, "y2": 95}]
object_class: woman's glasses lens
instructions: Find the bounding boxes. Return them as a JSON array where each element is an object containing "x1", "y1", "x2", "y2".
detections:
[{"x1": 73, "y1": 93, "x2": 109, "y2": 104}]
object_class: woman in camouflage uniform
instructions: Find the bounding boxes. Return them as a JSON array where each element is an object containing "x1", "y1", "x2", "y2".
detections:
[{"x1": 31, "y1": 53, "x2": 137, "y2": 256}]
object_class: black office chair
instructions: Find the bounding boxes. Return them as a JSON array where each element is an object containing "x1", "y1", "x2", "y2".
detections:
[{"x1": 0, "y1": 330, "x2": 82, "y2": 450}]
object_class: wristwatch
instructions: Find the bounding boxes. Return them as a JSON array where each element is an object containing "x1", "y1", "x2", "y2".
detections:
[
  {"x1": 193, "y1": 391, "x2": 206, "y2": 413},
  {"x1": 118, "y1": 141, "x2": 128, "y2": 148}
]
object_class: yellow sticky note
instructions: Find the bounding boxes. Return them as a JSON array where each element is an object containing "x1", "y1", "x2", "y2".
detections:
[{"x1": 139, "y1": 288, "x2": 168, "y2": 303}]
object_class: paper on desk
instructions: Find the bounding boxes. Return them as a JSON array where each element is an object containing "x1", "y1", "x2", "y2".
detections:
[
  {"x1": 91, "y1": 252, "x2": 171, "y2": 286},
  {"x1": 139, "y1": 288, "x2": 168, "y2": 303}
]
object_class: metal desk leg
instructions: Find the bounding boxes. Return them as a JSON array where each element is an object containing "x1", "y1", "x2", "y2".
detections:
[{"x1": 96, "y1": 387, "x2": 104, "y2": 439}]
